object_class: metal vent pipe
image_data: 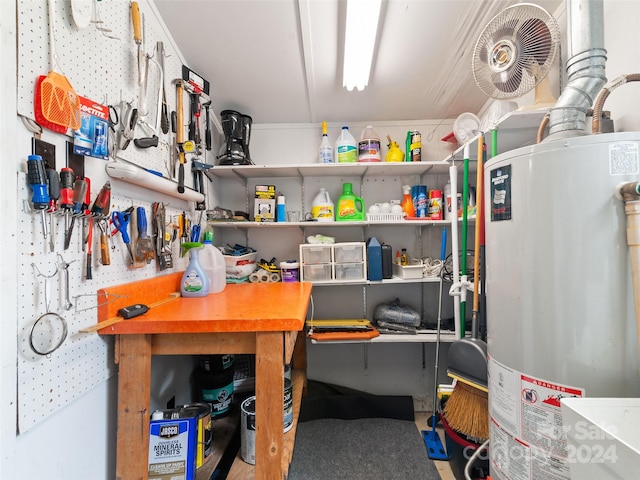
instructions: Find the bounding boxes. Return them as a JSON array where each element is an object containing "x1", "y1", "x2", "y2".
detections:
[{"x1": 546, "y1": 0, "x2": 607, "y2": 140}]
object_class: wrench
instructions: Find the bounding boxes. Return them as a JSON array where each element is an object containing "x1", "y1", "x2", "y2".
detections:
[{"x1": 58, "y1": 255, "x2": 73, "y2": 311}]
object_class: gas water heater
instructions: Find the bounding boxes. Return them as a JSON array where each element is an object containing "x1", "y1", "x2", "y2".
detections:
[{"x1": 485, "y1": 132, "x2": 640, "y2": 479}]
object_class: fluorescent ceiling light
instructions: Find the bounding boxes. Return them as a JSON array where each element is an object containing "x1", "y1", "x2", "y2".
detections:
[{"x1": 343, "y1": 0, "x2": 382, "y2": 91}]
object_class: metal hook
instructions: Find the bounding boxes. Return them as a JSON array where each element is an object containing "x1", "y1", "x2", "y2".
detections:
[{"x1": 31, "y1": 262, "x2": 59, "y2": 279}]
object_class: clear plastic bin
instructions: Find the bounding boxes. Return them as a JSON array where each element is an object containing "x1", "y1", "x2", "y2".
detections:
[
  {"x1": 334, "y1": 262, "x2": 365, "y2": 281},
  {"x1": 301, "y1": 264, "x2": 332, "y2": 282},
  {"x1": 333, "y1": 242, "x2": 365, "y2": 263},
  {"x1": 299, "y1": 245, "x2": 332, "y2": 264}
]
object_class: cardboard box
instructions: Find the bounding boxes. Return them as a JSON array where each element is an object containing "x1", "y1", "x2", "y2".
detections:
[
  {"x1": 254, "y1": 185, "x2": 276, "y2": 222},
  {"x1": 148, "y1": 414, "x2": 197, "y2": 480}
]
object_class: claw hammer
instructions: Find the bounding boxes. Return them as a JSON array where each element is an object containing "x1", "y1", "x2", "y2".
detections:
[{"x1": 174, "y1": 79, "x2": 186, "y2": 193}]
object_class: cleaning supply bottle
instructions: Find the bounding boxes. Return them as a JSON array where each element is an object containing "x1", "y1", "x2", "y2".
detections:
[
  {"x1": 277, "y1": 192, "x2": 286, "y2": 222},
  {"x1": 385, "y1": 135, "x2": 405, "y2": 162},
  {"x1": 180, "y1": 242, "x2": 210, "y2": 297},
  {"x1": 311, "y1": 188, "x2": 335, "y2": 222},
  {"x1": 358, "y1": 125, "x2": 381, "y2": 162},
  {"x1": 335, "y1": 126, "x2": 357, "y2": 163},
  {"x1": 319, "y1": 121, "x2": 334, "y2": 163},
  {"x1": 401, "y1": 185, "x2": 415, "y2": 218},
  {"x1": 201, "y1": 228, "x2": 227, "y2": 294},
  {"x1": 336, "y1": 182, "x2": 365, "y2": 221}
]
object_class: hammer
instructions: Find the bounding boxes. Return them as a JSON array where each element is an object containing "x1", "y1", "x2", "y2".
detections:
[{"x1": 174, "y1": 79, "x2": 186, "y2": 193}]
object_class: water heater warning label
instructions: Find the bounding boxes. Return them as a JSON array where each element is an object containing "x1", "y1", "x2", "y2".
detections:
[
  {"x1": 488, "y1": 356, "x2": 585, "y2": 480},
  {"x1": 609, "y1": 142, "x2": 639, "y2": 175},
  {"x1": 490, "y1": 165, "x2": 512, "y2": 221}
]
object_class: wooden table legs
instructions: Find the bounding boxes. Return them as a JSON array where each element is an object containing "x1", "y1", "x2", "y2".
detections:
[
  {"x1": 115, "y1": 335, "x2": 152, "y2": 480},
  {"x1": 255, "y1": 331, "x2": 285, "y2": 480}
]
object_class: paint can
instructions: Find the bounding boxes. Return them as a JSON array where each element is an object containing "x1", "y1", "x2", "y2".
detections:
[
  {"x1": 240, "y1": 378, "x2": 295, "y2": 464},
  {"x1": 179, "y1": 403, "x2": 213, "y2": 468},
  {"x1": 240, "y1": 396, "x2": 256, "y2": 465},
  {"x1": 199, "y1": 354, "x2": 235, "y2": 373},
  {"x1": 193, "y1": 366, "x2": 234, "y2": 418}
]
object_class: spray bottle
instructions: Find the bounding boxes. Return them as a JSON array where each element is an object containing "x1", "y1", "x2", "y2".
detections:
[
  {"x1": 319, "y1": 121, "x2": 334, "y2": 163},
  {"x1": 180, "y1": 242, "x2": 210, "y2": 297}
]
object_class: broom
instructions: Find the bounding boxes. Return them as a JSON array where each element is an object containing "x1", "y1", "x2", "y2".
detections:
[{"x1": 443, "y1": 134, "x2": 489, "y2": 441}]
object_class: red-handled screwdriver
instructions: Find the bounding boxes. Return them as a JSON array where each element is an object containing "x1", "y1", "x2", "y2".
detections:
[
  {"x1": 46, "y1": 169, "x2": 60, "y2": 252},
  {"x1": 91, "y1": 181, "x2": 111, "y2": 216},
  {"x1": 64, "y1": 177, "x2": 88, "y2": 250},
  {"x1": 59, "y1": 168, "x2": 74, "y2": 246}
]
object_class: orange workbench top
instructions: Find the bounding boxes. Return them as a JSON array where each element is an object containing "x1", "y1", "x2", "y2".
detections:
[{"x1": 97, "y1": 277, "x2": 312, "y2": 335}]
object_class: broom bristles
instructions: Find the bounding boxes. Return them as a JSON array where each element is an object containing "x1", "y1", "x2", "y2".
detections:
[{"x1": 443, "y1": 381, "x2": 489, "y2": 441}]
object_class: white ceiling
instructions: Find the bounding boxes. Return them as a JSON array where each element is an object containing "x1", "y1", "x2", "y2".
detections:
[{"x1": 154, "y1": 0, "x2": 562, "y2": 124}]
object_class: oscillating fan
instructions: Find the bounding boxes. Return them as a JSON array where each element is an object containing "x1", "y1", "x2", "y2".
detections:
[{"x1": 472, "y1": 2, "x2": 560, "y2": 109}]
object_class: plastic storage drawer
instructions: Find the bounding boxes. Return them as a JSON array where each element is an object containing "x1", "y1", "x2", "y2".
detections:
[
  {"x1": 333, "y1": 242, "x2": 365, "y2": 263},
  {"x1": 299, "y1": 245, "x2": 332, "y2": 264},
  {"x1": 301, "y1": 264, "x2": 332, "y2": 282},
  {"x1": 334, "y1": 262, "x2": 366, "y2": 281}
]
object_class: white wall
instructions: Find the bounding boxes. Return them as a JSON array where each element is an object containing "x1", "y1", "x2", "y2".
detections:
[{"x1": 2, "y1": 1, "x2": 640, "y2": 479}]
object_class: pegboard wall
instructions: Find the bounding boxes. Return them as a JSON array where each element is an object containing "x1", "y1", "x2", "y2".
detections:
[{"x1": 15, "y1": 0, "x2": 207, "y2": 432}]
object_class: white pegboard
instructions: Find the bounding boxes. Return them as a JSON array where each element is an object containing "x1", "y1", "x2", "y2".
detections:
[
  {"x1": 17, "y1": 172, "x2": 192, "y2": 432},
  {"x1": 16, "y1": 0, "x2": 195, "y2": 176},
  {"x1": 15, "y1": 0, "x2": 202, "y2": 432}
]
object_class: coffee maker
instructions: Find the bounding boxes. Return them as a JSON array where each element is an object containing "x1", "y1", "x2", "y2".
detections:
[{"x1": 217, "y1": 109, "x2": 253, "y2": 165}]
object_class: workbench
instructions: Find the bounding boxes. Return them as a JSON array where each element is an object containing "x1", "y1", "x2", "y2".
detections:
[{"x1": 97, "y1": 273, "x2": 312, "y2": 480}]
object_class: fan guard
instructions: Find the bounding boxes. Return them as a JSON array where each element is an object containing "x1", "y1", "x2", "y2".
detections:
[{"x1": 472, "y1": 3, "x2": 560, "y2": 100}]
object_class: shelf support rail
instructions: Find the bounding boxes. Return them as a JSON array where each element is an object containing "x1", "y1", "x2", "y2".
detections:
[{"x1": 446, "y1": 164, "x2": 462, "y2": 339}]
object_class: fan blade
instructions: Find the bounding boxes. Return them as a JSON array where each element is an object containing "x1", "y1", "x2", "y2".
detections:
[
  {"x1": 492, "y1": 65, "x2": 523, "y2": 95},
  {"x1": 518, "y1": 17, "x2": 552, "y2": 65}
]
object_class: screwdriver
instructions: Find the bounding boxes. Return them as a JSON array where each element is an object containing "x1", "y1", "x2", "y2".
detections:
[
  {"x1": 46, "y1": 169, "x2": 60, "y2": 252},
  {"x1": 91, "y1": 181, "x2": 111, "y2": 216},
  {"x1": 59, "y1": 168, "x2": 75, "y2": 245},
  {"x1": 97, "y1": 219, "x2": 111, "y2": 265},
  {"x1": 81, "y1": 177, "x2": 91, "y2": 252},
  {"x1": 27, "y1": 155, "x2": 49, "y2": 239},
  {"x1": 64, "y1": 177, "x2": 88, "y2": 250}
]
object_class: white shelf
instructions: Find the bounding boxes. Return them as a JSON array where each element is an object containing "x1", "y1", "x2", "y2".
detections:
[
  {"x1": 209, "y1": 219, "x2": 452, "y2": 228},
  {"x1": 305, "y1": 276, "x2": 442, "y2": 286},
  {"x1": 209, "y1": 160, "x2": 452, "y2": 179}
]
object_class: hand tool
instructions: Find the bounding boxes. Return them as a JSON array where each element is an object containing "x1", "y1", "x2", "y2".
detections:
[
  {"x1": 97, "y1": 219, "x2": 110, "y2": 265},
  {"x1": 59, "y1": 167, "x2": 74, "y2": 245},
  {"x1": 203, "y1": 101, "x2": 212, "y2": 151},
  {"x1": 131, "y1": 1, "x2": 145, "y2": 87},
  {"x1": 188, "y1": 92, "x2": 201, "y2": 150},
  {"x1": 120, "y1": 104, "x2": 138, "y2": 151},
  {"x1": 86, "y1": 217, "x2": 93, "y2": 280},
  {"x1": 112, "y1": 210, "x2": 134, "y2": 264},
  {"x1": 170, "y1": 110, "x2": 178, "y2": 177},
  {"x1": 134, "y1": 54, "x2": 161, "y2": 149},
  {"x1": 153, "y1": 202, "x2": 172, "y2": 270},
  {"x1": 191, "y1": 161, "x2": 212, "y2": 211},
  {"x1": 107, "y1": 104, "x2": 119, "y2": 159},
  {"x1": 135, "y1": 206, "x2": 154, "y2": 263},
  {"x1": 90, "y1": 181, "x2": 111, "y2": 216},
  {"x1": 27, "y1": 154, "x2": 50, "y2": 240},
  {"x1": 174, "y1": 80, "x2": 186, "y2": 193},
  {"x1": 80, "y1": 293, "x2": 180, "y2": 333},
  {"x1": 81, "y1": 177, "x2": 91, "y2": 252},
  {"x1": 64, "y1": 177, "x2": 87, "y2": 249},
  {"x1": 58, "y1": 254, "x2": 73, "y2": 311},
  {"x1": 157, "y1": 41, "x2": 169, "y2": 135},
  {"x1": 46, "y1": 168, "x2": 60, "y2": 252}
]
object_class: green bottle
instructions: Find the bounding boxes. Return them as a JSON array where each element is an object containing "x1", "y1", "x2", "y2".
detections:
[{"x1": 336, "y1": 182, "x2": 365, "y2": 221}]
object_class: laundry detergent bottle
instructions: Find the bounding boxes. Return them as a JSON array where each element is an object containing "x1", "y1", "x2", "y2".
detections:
[
  {"x1": 201, "y1": 229, "x2": 227, "y2": 294},
  {"x1": 336, "y1": 182, "x2": 365, "y2": 221},
  {"x1": 180, "y1": 242, "x2": 210, "y2": 297}
]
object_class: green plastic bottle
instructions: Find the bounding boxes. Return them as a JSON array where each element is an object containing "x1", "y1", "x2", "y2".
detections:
[{"x1": 336, "y1": 182, "x2": 365, "y2": 221}]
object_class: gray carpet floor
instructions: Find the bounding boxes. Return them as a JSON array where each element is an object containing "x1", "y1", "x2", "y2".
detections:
[{"x1": 288, "y1": 417, "x2": 441, "y2": 480}]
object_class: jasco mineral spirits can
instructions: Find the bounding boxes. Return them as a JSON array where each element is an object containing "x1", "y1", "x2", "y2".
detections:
[{"x1": 428, "y1": 189, "x2": 443, "y2": 220}]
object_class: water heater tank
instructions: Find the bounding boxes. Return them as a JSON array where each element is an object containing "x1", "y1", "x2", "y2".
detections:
[{"x1": 484, "y1": 132, "x2": 640, "y2": 480}]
